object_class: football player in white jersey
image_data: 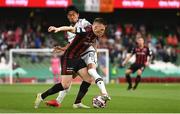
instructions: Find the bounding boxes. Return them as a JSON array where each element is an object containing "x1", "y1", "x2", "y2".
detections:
[{"x1": 46, "y1": 6, "x2": 110, "y2": 108}]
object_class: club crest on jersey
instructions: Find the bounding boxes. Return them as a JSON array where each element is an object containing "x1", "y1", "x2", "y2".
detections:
[{"x1": 143, "y1": 48, "x2": 147, "y2": 51}]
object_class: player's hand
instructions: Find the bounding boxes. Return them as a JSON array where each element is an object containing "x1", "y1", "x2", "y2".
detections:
[
  {"x1": 54, "y1": 28, "x2": 61, "y2": 33},
  {"x1": 53, "y1": 46, "x2": 65, "y2": 53},
  {"x1": 122, "y1": 61, "x2": 126, "y2": 67},
  {"x1": 48, "y1": 26, "x2": 61, "y2": 33},
  {"x1": 48, "y1": 26, "x2": 56, "y2": 32}
]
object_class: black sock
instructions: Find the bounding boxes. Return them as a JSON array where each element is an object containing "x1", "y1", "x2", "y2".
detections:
[
  {"x1": 134, "y1": 75, "x2": 141, "y2": 89},
  {"x1": 126, "y1": 74, "x2": 132, "y2": 88},
  {"x1": 74, "y1": 81, "x2": 91, "y2": 104},
  {"x1": 41, "y1": 83, "x2": 64, "y2": 99}
]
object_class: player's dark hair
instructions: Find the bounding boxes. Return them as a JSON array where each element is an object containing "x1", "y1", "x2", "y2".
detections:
[
  {"x1": 136, "y1": 36, "x2": 144, "y2": 41},
  {"x1": 65, "y1": 5, "x2": 79, "y2": 15},
  {"x1": 93, "y1": 18, "x2": 107, "y2": 25}
]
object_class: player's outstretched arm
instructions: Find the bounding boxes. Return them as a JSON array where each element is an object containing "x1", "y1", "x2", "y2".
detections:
[
  {"x1": 122, "y1": 54, "x2": 133, "y2": 66},
  {"x1": 145, "y1": 48, "x2": 153, "y2": 66},
  {"x1": 48, "y1": 26, "x2": 76, "y2": 33},
  {"x1": 52, "y1": 43, "x2": 70, "y2": 54},
  {"x1": 145, "y1": 54, "x2": 152, "y2": 66}
]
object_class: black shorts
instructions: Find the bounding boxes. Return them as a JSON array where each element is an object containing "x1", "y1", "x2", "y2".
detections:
[
  {"x1": 61, "y1": 56, "x2": 87, "y2": 75},
  {"x1": 128, "y1": 63, "x2": 145, "y2": 73}
]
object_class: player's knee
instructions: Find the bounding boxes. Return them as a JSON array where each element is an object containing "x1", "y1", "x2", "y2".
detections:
[
  {"x1": 83, "y1": 76, "x2": 93, "y2": 84},
  {"x1": 137, "y1": 70, "x2": 142, "y2": 75},
  {"x1": 86, "y1": 78, "x2": 93, "y2": 84},
  {"x1": 62, "y1": 82, "x2": 71, "y2": 90},
  {"x1": 88, "y1": 69, "x2": 101, "y2": 80}
]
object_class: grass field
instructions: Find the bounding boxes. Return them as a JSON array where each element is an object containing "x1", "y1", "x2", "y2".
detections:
[{"x1": 0, "y1": 83, "x2": 180, "y2": 113}]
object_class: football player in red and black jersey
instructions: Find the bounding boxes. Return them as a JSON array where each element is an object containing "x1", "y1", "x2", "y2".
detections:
[
  {"x1": 34, "y1": 18, "x2": 110, "y2": 109},
  {"x1": 122, "y1": 37, "x2": 152, "y2": 90}
]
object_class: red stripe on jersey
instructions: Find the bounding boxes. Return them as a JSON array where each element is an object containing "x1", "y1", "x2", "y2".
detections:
[
  {"x1": 141, "y1": 55, "x2": 144, "y2": 64},
  {"x1": 135, "y1": 46, "x2": 149, "y2": 65},
  {"x1": 69, "y1": 40, "x2": 83, "y2": 58},
  {"x1": 65, "y1": 26, "x2": 97, "y2": 58},
  {"x1": 64, "y1": 32, "x2": 68, "y2": 42},
  {"x1": 65, "y1": 34, "x2": 82, "y2": 58}
]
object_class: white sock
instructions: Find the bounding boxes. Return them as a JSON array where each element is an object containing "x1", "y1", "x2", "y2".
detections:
[
  {"x1": 56, "y1": 83, "x2": 71, "y2": 104},
  {"x1": 88, "y1": 69, "x2": 108, "y2": 95}
]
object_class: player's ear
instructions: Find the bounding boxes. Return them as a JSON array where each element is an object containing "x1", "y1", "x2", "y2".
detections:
[
  {"x1": 76, "y1": 13, "x2": 79, "y2": 17},
  {"x1": 104, "y1": 25, "x2": 107, "y2": 28}
]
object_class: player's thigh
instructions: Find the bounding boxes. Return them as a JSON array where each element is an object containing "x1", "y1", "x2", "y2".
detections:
[
  {"x1": 125, "y1": 69, "x2": 132, "y2": 74},
  {"x1": 72, "y1": 72, "x2": 79, "y2": 79},
  {"x1": 137, "y1": 65, "x2": 145, "y2": 75},
  {"x1": 77, "y1": 67, "x2": 93, "y2": 83},
  {"x1": 61, "y1": 75, "x2": 72, "y2": 89}
]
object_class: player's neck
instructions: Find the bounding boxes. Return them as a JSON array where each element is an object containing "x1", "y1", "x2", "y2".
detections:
[
  {"x1": 71, "y1": 23, "x2": 76, "y2": 26},
  {"x1": 139, "y1": 44, "x2": 144, "y2": 48},
  {"x1": 70, "y1": 19, "x2": 79, "y2": 26}
]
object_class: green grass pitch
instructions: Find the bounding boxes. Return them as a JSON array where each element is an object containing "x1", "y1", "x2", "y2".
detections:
[{"x1": 0, "y1": 83, "x2": 180, "y2": 113}]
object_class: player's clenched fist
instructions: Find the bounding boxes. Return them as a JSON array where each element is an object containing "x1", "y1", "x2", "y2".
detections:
[
  {"x1": 48, "y1": 26, "x2": 55, "y2": 32},
  {"x1": 53, "y1": 46, "x2": 65, "y2": 53},
  {"x1": 48, "y1": 26, "x2": 61, "y2": 33}
]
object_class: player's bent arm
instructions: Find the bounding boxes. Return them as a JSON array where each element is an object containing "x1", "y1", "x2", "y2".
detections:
[
  {"x1": 62, "y1": 43, "x2": 70, "y2": 51},
  {"x1": 48, "y1": 26, "x2": 76, "y2": 33},
  {"x1": 53, "y1": 43, "x2": 70, "y2": 52},
  {"x1": 145, "y1": 55, "x2": 152, "y2": 66},
  {"x1": 145, "y1": 48, "x2": 152, "y2": 66},
  {"x1": 57, "y1": 26, "x2": 76, "y2": 33},
  {"x1": 122, "y1": 53, "x2": 133, "y2": 66}
]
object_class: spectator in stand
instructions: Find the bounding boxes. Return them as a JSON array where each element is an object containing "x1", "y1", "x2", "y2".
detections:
[
  {"x1": 170, "y1": 48, "x2": 178, "y2": 63},
  {"x1": 124, "y1": 24, "x2": 133, "y2": 35},
  {"x1": 115, "y1": 25, "x2": 122, "y2": 40},
  {"x1": 139, "y1": 24, "x2": 146, "y2": 37},
  {"x1": 172, "y1": 34, "x2": 178, "y2": 47},
  {"x1": 14, "y1": 27, "x2": 23, "y2": 48},
  {"x1": 166, "y1": 34, "x2": 173, "y2": 46}
]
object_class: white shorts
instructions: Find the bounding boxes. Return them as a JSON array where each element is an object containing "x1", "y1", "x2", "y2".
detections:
[{"x1": 81, "y1": 51, "x2": 97, "y2": 67}]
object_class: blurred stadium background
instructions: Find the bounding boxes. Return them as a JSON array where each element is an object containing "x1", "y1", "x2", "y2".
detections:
[{"x1": 0, "y1": 0, "x2": 180, "y2": 113}]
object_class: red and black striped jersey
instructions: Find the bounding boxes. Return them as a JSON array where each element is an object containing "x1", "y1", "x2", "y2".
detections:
[
  {"x1": 131, "y1": 46, "x2": 151, "y2": 65},
  {"x1": 64, "y1": 25, "x2": 97, "y2": 58}
]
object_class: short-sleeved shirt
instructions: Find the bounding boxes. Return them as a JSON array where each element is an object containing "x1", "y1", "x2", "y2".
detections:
[{"x1": 131, "y1": 46, "x2": 151, "y2": 65}]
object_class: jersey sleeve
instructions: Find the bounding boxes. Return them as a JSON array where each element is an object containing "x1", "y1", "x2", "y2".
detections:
[
  {"x1": 147, "y1": 47, "x2": 152, "y2": 56},
  {"x1": 130, "y1": 47, "x2": 136, "y2": 55},
  {"x1": 81, "y1": 19, "x2": 91, "y2": 28},
  {"x1": 75, "y1": 25, "x2": 92, "y2": 35},
  {"x1": 64, "y1": 32, "x2": 70, "y2": 43}
]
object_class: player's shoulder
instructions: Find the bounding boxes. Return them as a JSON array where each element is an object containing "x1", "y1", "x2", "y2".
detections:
[
  {"x1": 132, "y1": 46, "x2": 138, "y2": 50},
  {"x1": 144, "y1": 45, "x2": 149, "y2": 49},
  {"x1": 84, "y1": 25, "x2": 92, "y2": 32},
  {"x1": 79, "y1": 18, "x2": 91, "y2": 26},
  {"x1": 79, "y1": 18, "x2": 90, "y2": 23}
]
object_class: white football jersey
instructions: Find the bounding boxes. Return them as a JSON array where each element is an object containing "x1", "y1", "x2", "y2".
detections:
[{"x1": 66, "y1": 18, "x2": 91, "y2": 43}]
